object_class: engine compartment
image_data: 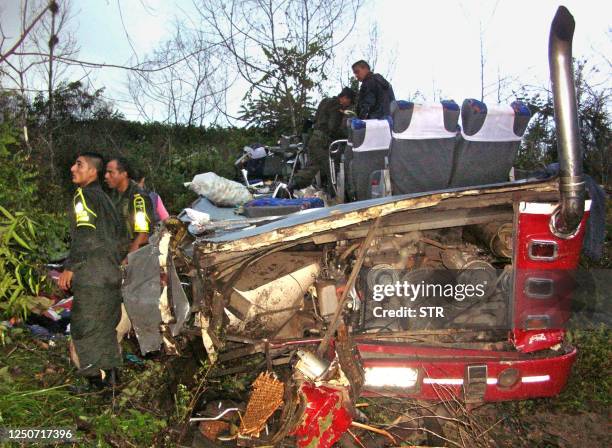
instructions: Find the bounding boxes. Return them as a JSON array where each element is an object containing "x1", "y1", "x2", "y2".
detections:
[
  {"x1": 186, "y1": 179, "x2": 562, "y2": 358},
  {"x1": 216, "y1": 222, "x2": 515, "y2": 344}
]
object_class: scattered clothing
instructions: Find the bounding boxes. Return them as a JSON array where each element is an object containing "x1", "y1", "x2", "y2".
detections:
[
  {"x1": 146, "y1": 190, "x2": 170, "y2": 223},
  {"x1": 183, "y1": 208, "x2": 211, "y2": 234},
  {"x1": 125, "y1": 353, "x2": 145, "y2": 365},
  {"x1": 26, "y1": 324, "x2": 56, "y2": 340}
]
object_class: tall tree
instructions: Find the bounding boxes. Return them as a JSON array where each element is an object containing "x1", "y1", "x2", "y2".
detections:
[
  {"x1": 195, "y1": 0, "x2": 362, "y2": 135},
  {"x1": 0, "y1": 0, "x2": 78, "y2": 182},
  {"x1": 574, "y1": 60, "x2": 611, "y2": 187},
  {"x1": 128, "y1": 23, "x2": 230, "y2": 127},
  {"x1": 517, "y1": 59, "x2": 611, "y2": 187}
]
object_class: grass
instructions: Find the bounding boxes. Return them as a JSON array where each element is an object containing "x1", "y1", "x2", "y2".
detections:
[
  {"x1": 1, "y1": 321, "x2": 609, "y2": 447},
  {"x1": 562, "y1": 325, "x2": 611, "y2": 412},
  {"x1": 0, "y1": 332, "x2": 172, "y2": 447}
]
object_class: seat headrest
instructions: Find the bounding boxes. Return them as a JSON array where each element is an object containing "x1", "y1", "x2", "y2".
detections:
[
  {"x1": 392, "y1": 101, "x2": 459, "y2": 140},
  {"x1": 350, "y1": 118, "x2": 367, "y2": 130},
  {"x1": 511, "y1": 101, "x2": 532, "y2": 136},
  {"x1": 461, "y1": 99, "x2": 530, "y2": 142},
  {"x1": 352, "y1": 118, "x2": 392, "y2": 152}
]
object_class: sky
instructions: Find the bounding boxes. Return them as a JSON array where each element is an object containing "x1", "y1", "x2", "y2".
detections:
[{"x1": 1, "y1": 0, "x2": 610, "y2": 123}]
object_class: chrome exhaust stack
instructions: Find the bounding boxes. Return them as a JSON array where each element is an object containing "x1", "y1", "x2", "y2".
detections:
[{"x1": 549, "y1": 6, "x2": 586, "y2": 237}]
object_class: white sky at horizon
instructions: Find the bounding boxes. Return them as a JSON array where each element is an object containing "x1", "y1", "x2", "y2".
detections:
[{"x1": 1, "y1": 0, "x2": 610, "y2": 124}]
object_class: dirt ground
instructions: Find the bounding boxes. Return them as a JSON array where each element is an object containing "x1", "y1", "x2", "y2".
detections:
[{"x1": 503, "y1": 411, "x2": 611, "y2": 447}]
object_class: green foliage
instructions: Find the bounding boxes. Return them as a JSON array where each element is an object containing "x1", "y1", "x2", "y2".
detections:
[
  {"x1": 0, "y1": 336, "x2": 168, "y2": 447},
  {"x1": 30, "y1": 80, "x2": 123, "y2": 123},
  {"x1": 574, "y1": 60, "x2": 612, "y2": 187},
  {"x1": 240, "y1": 40, "x2": 327, "y2": 135},
  {"x1": 173, "y1": 383, "x2": 191, "y2": 424},
  {"x1": 0, "y1": 322, "x2": 20, "y2": 346},
  {"x1": 517, "y1": 58, "x2": 611, "y2": 187},
  {"x1": 0, "y1": 128, "x2": 39, "y2": 212},
  {"x1": 8, "y1": 81, "x2": 269, "y2": 217},
  {"x1": 0, "y1": 383, "x2": 84, "y2": 427},
  {"x1": 33, "y1": 213, "x2": 70, "y2": 262},
  {"x1": 117, "y1": 360, "x2": 168, "y2": 410},
  {"x1": 0, "y1": 336, "x2": 85, "y2": 428},
  {"x1": 121, "y1": 127, "x2": 252, "y2": 212},
  {"x1": 0, "y1": 205, "x2": 48, "y2": 320},
  {"x1": 507, "y1": 326, "x2": 611, "y2": 416},
  {"x1": 88, "y1": 408, "x2": 167, "y2": 447},
  {"x1": 32, "y1": 116, "x2": 267, "y2": 214},
  {"x1": 84, "y1": 359, "x2": 169, "y2": 447},
  {"x1": 561, "y1": 326, "x2": 611, "y2": 412},
  {"x1": 0, "y1": 124, "x2": 68, "y2": 321},
  {"x1": 515, "y1": 93, "x2": 556, "y2": 171}
]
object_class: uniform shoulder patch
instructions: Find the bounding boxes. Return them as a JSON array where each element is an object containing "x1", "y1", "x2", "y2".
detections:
[
  {"x1": 74, "y1": 188, "x2": 97, "y2": 228},
  {"x1": 133, "y1": 193, "x2": 150, "y2": 233}
]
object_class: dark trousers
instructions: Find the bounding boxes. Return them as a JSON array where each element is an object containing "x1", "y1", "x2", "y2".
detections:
[
  {"x1": 71, "y1": 262, "x2": 122, "y2": 376},
  {"x1": 292, "y1": 130, "x2": 331, "y2": 189}
]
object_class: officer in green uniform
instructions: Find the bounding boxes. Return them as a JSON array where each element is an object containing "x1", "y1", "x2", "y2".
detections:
[
  {"x1": 104, "y1": 157, "x2": 154, "y2": 256},
  {"x1": 58, "y1": 152, "x2": 126, "y2": 388},
  {"x1": 291, "y1": 87, "x2": 355, "y2": 190}
]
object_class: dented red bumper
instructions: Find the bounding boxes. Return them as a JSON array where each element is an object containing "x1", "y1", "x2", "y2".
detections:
[{"x1": 358, "y1": 342, "x2": 577, "y2": 401}]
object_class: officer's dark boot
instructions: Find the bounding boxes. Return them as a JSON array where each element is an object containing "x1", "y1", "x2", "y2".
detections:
[
  {"x1": 79, "y1": 369, "x2": 119, "y2": 392},
  {"x1": 87, "y1": 375, "x2": 107, "y2": 391},
  {"x1": 103, "y1": 368, "x2": 120, "y2": 387}
]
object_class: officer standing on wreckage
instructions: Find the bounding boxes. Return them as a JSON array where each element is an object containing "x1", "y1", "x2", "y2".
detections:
[
  {"x1": 290, "y1": 86, "x2": 355, "y2": 190},
  {"x1": 352, "y1": 59, "x2": 395, "y2": 119},
  {"x1": 58, "y1": 152, "x2": 127, "y2": 390}
]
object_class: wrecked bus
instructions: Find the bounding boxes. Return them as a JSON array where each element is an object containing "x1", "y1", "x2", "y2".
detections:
[{"x1": 122, "y1": 6, "x2": 594, "y2": 447}]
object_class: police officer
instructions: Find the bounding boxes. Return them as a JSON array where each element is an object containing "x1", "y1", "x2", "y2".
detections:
[
  {"x1": 352, "y1": 60, "x2": 395, "y2": 119},
  {"x1": 104, "y1": 157, "x2": 154, "y2": 256},
  {"x1": 58, "y1": 152, "x2": 126, "y2": 389},
  {"x1": 291, "y1": 87, "x2": 355, "y2": 190},
  {"x1": 104, "y1": 157, "x2": 155, "y2": 343}
]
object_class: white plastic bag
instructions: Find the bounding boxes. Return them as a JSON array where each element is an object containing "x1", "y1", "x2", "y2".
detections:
[
  {"x1": 184, "y1": 172, "x2": 252, "y2": 206},
  {"x1": 183, "y1": 208, "x2": 211, "y2": 234},
  {"x1": 244, "y1": 144, "x2": 267, "y2": 160}
]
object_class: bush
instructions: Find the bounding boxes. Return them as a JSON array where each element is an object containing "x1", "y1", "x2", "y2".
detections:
[
  {"x1": 27, "y1": 118, "x2": 269, "y2": 214},
  {"x1": 0, "y1": 206, "x2": 43, "y2": 319},
  {"x1": 0, "y1": 126, "x2": 39, "y2": 211},
  {"x1": 0, "y1": 124, "x2": 68, "y2": 322}
]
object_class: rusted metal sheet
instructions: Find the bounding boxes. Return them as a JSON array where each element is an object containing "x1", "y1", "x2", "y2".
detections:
[
  {"x1": 226, "y1": 251, "x2": 321, "y2": 338},
  {"x1": 239, "y1": 372, "x2": 285, "y2": 437},
  {"x1": 122, "y1": 232, "x2": 190, "y2": 355},
  {"x1": 122, "y1": 243, "x2": 163, "y2": 355},
  {"x1": 195, "y1": 179, "x2": 557, "y2": 259}
]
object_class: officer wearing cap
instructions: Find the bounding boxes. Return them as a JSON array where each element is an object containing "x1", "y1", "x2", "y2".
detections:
[
  {"x1": 291, "y1": 87, "x2": 355, "y2": 190},
  {"x1": 104, "y1": 157, "x2": 154, "y2": 257},
  {"x1": 58, "y1": 152, "x2": 126, "y2": 388}
]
